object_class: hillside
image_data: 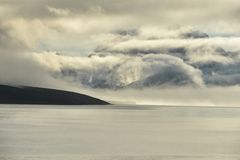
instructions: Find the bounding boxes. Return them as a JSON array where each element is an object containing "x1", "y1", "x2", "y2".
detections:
[{"x1": 0, "y1": 85, "x2": 109, "y2": 105}]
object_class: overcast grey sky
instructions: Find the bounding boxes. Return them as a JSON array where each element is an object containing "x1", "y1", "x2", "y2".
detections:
[{"x1": 1, "y1": 0, "x2": 240, "y2": 105}]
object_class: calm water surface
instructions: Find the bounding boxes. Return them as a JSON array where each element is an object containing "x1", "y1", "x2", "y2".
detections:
[{"x1": 1, "y1": 105, "x2": 240, "y2": 160}]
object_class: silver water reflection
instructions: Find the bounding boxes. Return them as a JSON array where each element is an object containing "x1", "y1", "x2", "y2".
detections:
[{"x1": 1, "y1": 105, "x2": 240, "y2": 160}]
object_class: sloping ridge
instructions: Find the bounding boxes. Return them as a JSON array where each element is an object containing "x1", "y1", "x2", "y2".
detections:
[{"x1": 0, "y1": 85, "x2": 109, "y2": 105}]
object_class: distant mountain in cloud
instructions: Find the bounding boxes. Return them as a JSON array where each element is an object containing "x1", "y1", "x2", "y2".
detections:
[{"x1": 46, "y1": 29, "x2": 240, "y2": 89}]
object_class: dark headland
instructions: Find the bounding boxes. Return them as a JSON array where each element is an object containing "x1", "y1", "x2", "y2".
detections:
[{"x1": 0, "y1": 85, "x2": 109, "y2": 105}]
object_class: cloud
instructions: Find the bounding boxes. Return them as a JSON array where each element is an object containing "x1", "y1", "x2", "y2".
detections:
[
  {"x1": 0, "y1": 23, "x2": 71, "y2": 89},
  {"x1": 1, "y1": 0, "x2": 240, "y2": 105},
  {"x1": 181, "y1": 30, "x2": 209, "y2": 39},
  {"x1": 47, "y1": 6, "x2": 70, "y2": 16},
  {"x1": 33, "y1": 51, "x2": 203, "y2": 89},
  {"x1": 2, "y1": 0, "x2": 240, "y2": 34},
  {"x1": 1, "y1": 17, "x2": 240, "y2": 90},
  {"x1": 27, "y1": 50, "x2": 240, "y2": 106},
  {"x1": 29, "y1": 28, "x2": 240, "y2": 90},
  {"x1": 85, "y1": 87, "x2": 240, "y2": 107}
]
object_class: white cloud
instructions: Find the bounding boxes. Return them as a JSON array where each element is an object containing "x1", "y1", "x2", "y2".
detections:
[{"x1": 47, "y1": 6, "x2": 70, "y2": 16}]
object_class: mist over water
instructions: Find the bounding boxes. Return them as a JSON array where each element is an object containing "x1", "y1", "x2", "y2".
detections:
[{"x1": 1, "y1": 105, "x2": 240, "y2": 160}]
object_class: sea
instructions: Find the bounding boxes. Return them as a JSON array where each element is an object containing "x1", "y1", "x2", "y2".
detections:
[{"x1": 1, "y1": 105, "x2": 240, "y2": 160}]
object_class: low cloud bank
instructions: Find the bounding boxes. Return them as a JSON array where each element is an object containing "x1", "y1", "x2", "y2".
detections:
[
  {"x1": 1, "y1": 24, "x2": 240, "y2": 105},
  {"x1": 85, "y1": 87, "x2": 240, "y2": 107},
  {"x1": 31, "y1": 28, "x2": 240, "y2": 90}
]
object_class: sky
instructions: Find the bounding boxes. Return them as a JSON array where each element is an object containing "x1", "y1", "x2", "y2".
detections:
[{"x1": 1, "y1": 0, "x2": 240, "y2": 106}]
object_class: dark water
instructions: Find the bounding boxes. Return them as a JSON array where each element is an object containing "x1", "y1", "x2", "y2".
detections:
[{"x1": 1, "y1": 105, "x2": 240, "y2": 160}]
